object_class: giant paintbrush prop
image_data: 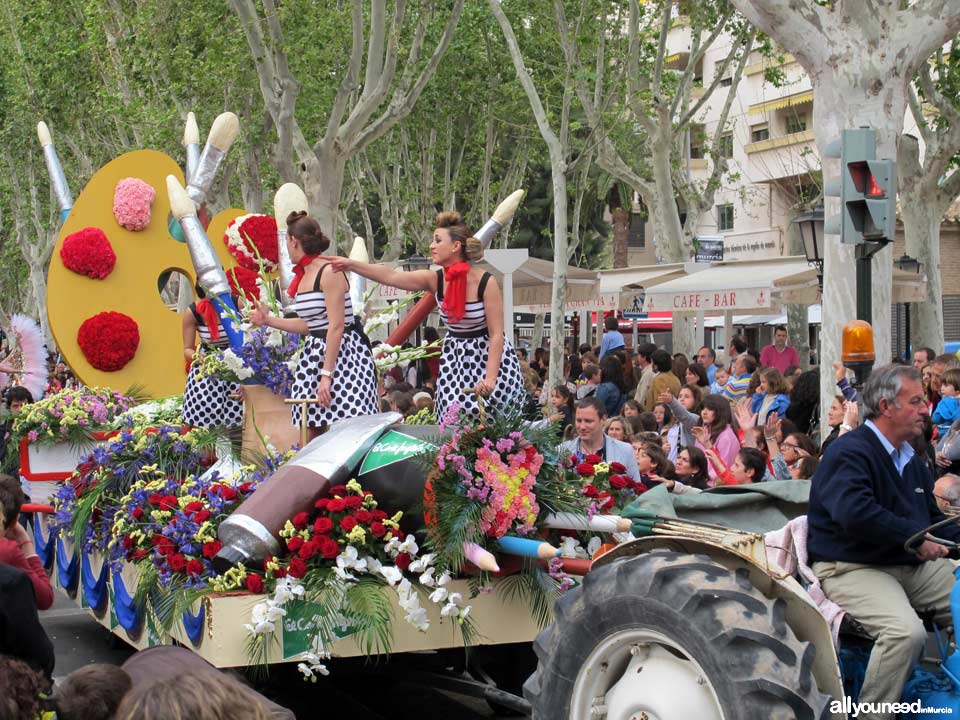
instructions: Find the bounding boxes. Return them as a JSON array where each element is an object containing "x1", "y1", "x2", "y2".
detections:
[
  {"x1": 273, "y1": 183, "x2": 309, "y2": 314},
  {"x1": 36, "y1": 122, "x2": 73, "y2": 224},
  {"x1": 167, "y1": 175, "x2": 244, "y2": 349},
  {"x1": 186, "y1": 112, "x2": 240, "y2": 207},
  {"x1": 385, "y1": 189, "x2": 525, "y2": 346}
]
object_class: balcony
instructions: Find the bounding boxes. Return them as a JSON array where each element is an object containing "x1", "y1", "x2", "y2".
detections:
[
  {"x1": 743, "y1": 130, "x2": 818, "y2": 184},
  {"x1": 745, "y1": 129, "x2": 815, "y2": 154},
  {"x1": 745, "y1": 53, "x2": 797, "y2": 77}
]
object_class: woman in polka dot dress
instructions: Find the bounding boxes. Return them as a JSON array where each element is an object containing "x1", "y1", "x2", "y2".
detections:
[
  {"x1": 251, "y1": 212, "x2": 378, "y2": 440},
  {"x1": 324, "y1": 211, "x2": 524, "y2": 422},
  {"x1": 181, "y1": 290, "x2": 243, "y2": 429}
]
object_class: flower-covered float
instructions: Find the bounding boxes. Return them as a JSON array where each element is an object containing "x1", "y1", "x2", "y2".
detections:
[{"x1": 42, "y1": 396, "x2": 647, "y2": 674}]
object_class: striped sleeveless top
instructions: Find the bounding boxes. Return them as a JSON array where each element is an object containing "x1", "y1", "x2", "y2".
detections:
[
  {"x1": 294, "y1": 264, "x2": 356, "y2": 333},
  {"x1": 436, "y1": 269, "x2": 491, "y2": 336},
  {"x1": 190, "y1": 303, "x2": 231, "y2": 349}
]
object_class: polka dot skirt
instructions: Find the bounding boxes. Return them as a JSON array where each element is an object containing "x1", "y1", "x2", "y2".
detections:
[
  {"x1": 182, "y1": 363, "x2": 244, "y2": 428},
  {"x1": 291, "y1": 331, "x2": 379, "y2": 428},
  {"x1": 434, "y1": 335, "x2": 525, "y2": 421}
]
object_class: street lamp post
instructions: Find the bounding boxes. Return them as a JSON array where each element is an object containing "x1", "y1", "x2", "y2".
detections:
[
  {"x1": 402, "y1": 252, "x2": 432, "y2": 346},
  {"x1": 894, "y1": 254, "x2": 922, "y2": 361},
  {"x1": 793, "y1": 206, "x2": 825, "y2": 283}
]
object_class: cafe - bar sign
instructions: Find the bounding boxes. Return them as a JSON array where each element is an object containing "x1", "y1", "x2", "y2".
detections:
[{"x1": 643, "y1": 286, "x2": 770, "y2": 312}]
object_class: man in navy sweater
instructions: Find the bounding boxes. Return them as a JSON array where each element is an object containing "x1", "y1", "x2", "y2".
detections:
[{"x1": 809, "y1": 364, "x2": 960, "y2": 717}]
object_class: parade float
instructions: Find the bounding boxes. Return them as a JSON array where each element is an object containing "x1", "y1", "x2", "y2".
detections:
[{"x1": 24, "y1": 111, "x2": 643, "y2": 713}]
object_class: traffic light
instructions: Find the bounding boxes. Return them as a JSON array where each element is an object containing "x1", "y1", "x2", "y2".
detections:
[{"x1": 823, "y1": 128, "x2": 897, "y2": 245}]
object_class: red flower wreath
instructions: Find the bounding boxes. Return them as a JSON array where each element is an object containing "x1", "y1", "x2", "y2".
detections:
[
  {"x1": 60, "y1": 227, "x2": 117, "y2": 279},
  {"x1": 77, "y1": 312, "x2": 140, "y2": 371},
  {"x1": 222, "y1": 214, "x2": 278, "y2": 272},
  {"x1": 226, "y1": 266, "x2": 260, "y2": 303}
]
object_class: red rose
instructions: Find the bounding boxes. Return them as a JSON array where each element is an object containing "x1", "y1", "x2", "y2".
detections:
[
  {"x1": 159, "y1": 495, "x2": 178, "y2": 511},
  {"x1": 202, "y1": 541, "x2": 223, "y2": 559},
  {"x1": 151, "y1": 533, "x2": 165, "y2": 546},
  {"x1": 168, "y1": 553, "x2": 187, "y2": 572},
  {"x1": 371, "y1": 510, "x2": 387, "y2": 521},
  {"x1": 319, "y1": 537, "x2": 339, "y2": 559},
  {"x1": 132, "y1": 549, "x2": 148, "y2": 561},
  {"x1": 238, "y1": 482, "x2": 253, "y2": 494},
  {"x1": 122, "y1": 535, "x2": 135, "y2": 549},
  {"x1": 609, "y1": 475, "x2": 628, "y2": 490},
  {"x1": 390, "y1": 528, "x2": 403, "y2": 540},
  {"x1": 329, "y1": 485, "x2": 348, "y2": 497},
  {"x1": 186, "y1": 559, "x2": 203, "y2": 576},
  {"x1": 214, "y1": 484, "x2": 237, "y2": 501},
  {"x1": 598, "y1": 492, "x2": 616, "y2": 511},
  {"x1": 287, "y1": 557, "x2": 308, "y2": 579},
  {"x1": 576, "y1": 463, "x2": 596, "y2": 477},
  {"x1": 370, "y1": 522, "x2": 386, "y2": 538},
  {"x1": 292, "y1": 512, "x2": 310, "y2": 529},
  {"x1": 395, "y1": 553, "x2": 412, "y2": 571},
  {"x1": 286, "y1": 536, "x2": 304, "y2": 553},
  {"x1": 582, "y1": 484, "x2": 600, "y2": 498},
  {"x1": 585, "y1": 454, "x2": 602, "y2": 464},
  {"x1": 313, "y1": 517, "x2": 333, "y2": 534},
  {"x1": 148, "y1": 493, "x2": 164, "y2": 506},
  {"x1": 609, "y1": 462, "x2": 627, "y2": 474},
  {"x1": 299, "y1": 541, "x2": 319, "y2": 560},
  {"x1": 344, "y1": 496, "x2": 363, "y2": 509},
  {"x1": 183, "y1": 501, "x2": 203, "y2": 515},
  {"x1": 636, "y1": 482, "x2": 649, "y2": 495},
  {"x1": 132, "y1": 507, "x2": 144, "y2": 520},
  {"x1": 273, "y1": 567, "x2": 288, "y2": 579},
  {"x1": 245, "y1": 573, "x2": 265, "y2": 594},
  {"x1": 327, "y1": 498, "x2": 346, "y2": 513},
  {"x1": 194, "y1": 509, "x2": 211, "y2": 523},
  {"x1": 340, "y1": 516, "x2": 358, "y2": 532},
  {"x1": 314, "y1": 498, "x2": 330, "y2": 511},
  {"x1": 355, "y1": 510, "x2": 372, "y2": 524}
]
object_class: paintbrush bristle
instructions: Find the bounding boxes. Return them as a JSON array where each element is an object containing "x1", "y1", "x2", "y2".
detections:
[
  {"x1": 183, "y1": 112, "x2": 199, "y2": 146},
  {"x1": 37, "y1": 122, "x2": 52, "y2": 147},
  {"x1": 491, "y1": 189, "x2": 525, "y2": 225},
  {"x1": 274, "y1": 183, "x2": 309, "y2": 223},
  {"x1": 206, "y1": 112, "x2": 240, "y2": 152},
  {"x1": 166, "y1": 175, "x2": 196, "y2": 220},
  {"x1": 348, "y1": 236, "x2": 369, "y2": 263}
]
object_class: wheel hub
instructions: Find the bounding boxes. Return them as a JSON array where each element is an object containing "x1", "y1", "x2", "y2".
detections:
[{"x1": 570, "y1": 631, "x2": 723, "y2": 720}]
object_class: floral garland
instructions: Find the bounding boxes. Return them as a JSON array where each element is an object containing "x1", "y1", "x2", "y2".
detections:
[
  {"x1": 469, "y1": 435, "x2": 541, "y2": 537},
  {"x1": 222, "y1": 214, "x2": 278, "y2": 272},
  {"x1": 77, "y1": 312, "x2": 140, "y2": 371},
  {"x1": 60, "y1": 227, "x2": 117, "y2": 279},
  {"x1": 12, "y1": 386, "x2": 133, "y2": 446},
  {"x1": 572, "y1": 456, "x2": 648, "y2": 514},
  {"x1": 113, "y1": 178, "x2": 156, "y2": 231},
  {"x1": 195, "y1": 326, "x2": 301, "y2": 396}
]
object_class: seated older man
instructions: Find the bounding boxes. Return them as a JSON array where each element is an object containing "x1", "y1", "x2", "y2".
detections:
[{"x1": 809, "y1": 364, "x2": 960, "y2": 719}]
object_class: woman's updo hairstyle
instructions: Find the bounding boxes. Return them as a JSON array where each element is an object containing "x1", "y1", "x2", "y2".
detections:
[
  {"x1": 286, "y1": 211, "x2": 330, "y2": 255},
  {"x1": 435, "y1": 211, "x2": 483, "y2": 262}
]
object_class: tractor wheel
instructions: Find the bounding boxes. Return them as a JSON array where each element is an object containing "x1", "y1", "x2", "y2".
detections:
[{"x1": 524, "y1": 550, "x2": 832, "y2": 720}]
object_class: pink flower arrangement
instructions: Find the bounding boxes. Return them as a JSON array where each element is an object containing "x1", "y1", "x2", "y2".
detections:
[
  {"x1": 113, "y1": 178, "x2": 156, "y2": 231},
  {"x1": 470, "y1": 434, "x2": 542, "y2": 538}
]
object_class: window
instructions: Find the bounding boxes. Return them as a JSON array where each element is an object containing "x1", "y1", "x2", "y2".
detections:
[
  {"x1": 718, "y1": 133, "x2": 734, "y2": 159},
  {"x1": 717, "y1": 204, "x2": 734, "y2": 232},
  {"x1": 751, "y1": 123, "x2": 770, "y2": 142},
  {"x1": 720, "y1": 76, "x2": 733, "y2": 87},
  {"x1": 689, "y1": 124, "x2": 706, "y2": 159},
  {"x1": 786, "y1": 113, "x2": 808, "y2": 134}
]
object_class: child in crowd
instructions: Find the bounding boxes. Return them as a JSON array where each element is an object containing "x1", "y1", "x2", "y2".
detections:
[
  {"x1": 708, "y1": 366, "x2": 729, "y2": 396},
  {"x1": 933, "y1": 369, "x2": 960, "y2": 439}
]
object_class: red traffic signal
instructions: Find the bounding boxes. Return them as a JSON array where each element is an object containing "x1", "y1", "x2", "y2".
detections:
[{"x1": 848, "y1": 161, "x2": 888, "y2": 198}]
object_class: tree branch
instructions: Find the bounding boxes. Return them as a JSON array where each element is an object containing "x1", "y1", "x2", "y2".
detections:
[
  {"x1": 322, "y1": 0, "x2": 365, "y2": 148},
  {"x1": 728, "y1": 0, "x2": 830, "y2": 69}
]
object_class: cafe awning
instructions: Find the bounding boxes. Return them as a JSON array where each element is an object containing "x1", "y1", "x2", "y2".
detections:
[
  {"x1": 642, "y1": 257, "x2": 819, "y2": 314},
  {"x1": 598, "y1": 263, "x2": 689, "y2": 311},
  {"x1": 749, "y1": 90, "x2": 813, "y2": 116}
]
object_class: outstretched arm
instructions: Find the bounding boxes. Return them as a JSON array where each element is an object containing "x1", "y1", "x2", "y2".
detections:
[{"x1": 321, "y1": 256, "x2": 437, "y2": 293}]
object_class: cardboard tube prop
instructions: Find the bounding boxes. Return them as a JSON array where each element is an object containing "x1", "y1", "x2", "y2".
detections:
[
  {"x1": 273, "y1": 183, "x2": 308, "y2": 314},
  {"x1": 348, "y1": 236, "x2": 369, "y2": 320},
  {"x1": 186, "y1": 112, "x2": 240, "y2": 207},
  {"x1": 166, "y1": 175, "x2": 244, "y2": 349},
  {"x1": 542, "y1": 512, "x2": 632, "y2": 533},
  {"x1": 36, "y1": 122, "x2": 73, "y2": 224},
  {"x1": 183, "y1": 111, "x2": 200, "y2": 183},
  {"x1": 385, "y1": 189, "x2": 525, "y2": 347},
  {"x1": 213, "y1": 413, "x2": 402, "y2": 572}
]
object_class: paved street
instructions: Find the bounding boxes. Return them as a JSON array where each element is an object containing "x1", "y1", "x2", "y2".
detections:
[{"x1": 41, "y1": 589, "x2": 524, "y2": 719}]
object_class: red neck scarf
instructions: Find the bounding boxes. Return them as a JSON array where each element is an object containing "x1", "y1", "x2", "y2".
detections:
[
  {"x1": 195, "y1": 299, "x2": 220, "y2": 340},
  {"x1": 441, "y1": 261, "x2": 471, "y2": 323},
  {"x1": 287, "y1": 255, "x2": 320, "y2": 298}
]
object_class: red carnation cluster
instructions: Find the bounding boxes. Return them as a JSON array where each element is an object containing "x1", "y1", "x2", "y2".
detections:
[
  {"x1": 61, "y1": 227, "x2": 117, "y2": 279},
  {"x1": 77, "y1": 312, "x2": 140, "y2": 371},
  {"x1": 226, "y1": 266, "x2": 261, "y2": 303},
  {"x1": 223, "y1": 214, "x2": 279, "y2": 271}
]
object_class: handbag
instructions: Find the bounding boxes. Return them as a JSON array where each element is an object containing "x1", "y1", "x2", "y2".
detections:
[{"x1": 939, "y1": 423, "x2": 960, "y2": 461}]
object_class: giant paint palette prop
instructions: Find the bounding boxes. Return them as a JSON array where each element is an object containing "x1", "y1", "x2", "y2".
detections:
[{"x1": 47, "y1": 150, "x2": 244, "y2": 397}]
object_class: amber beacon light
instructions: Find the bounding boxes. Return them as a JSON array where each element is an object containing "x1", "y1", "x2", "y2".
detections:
[{"x1": 841, "y1": 320, "x2": 876, "y2": 387}]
